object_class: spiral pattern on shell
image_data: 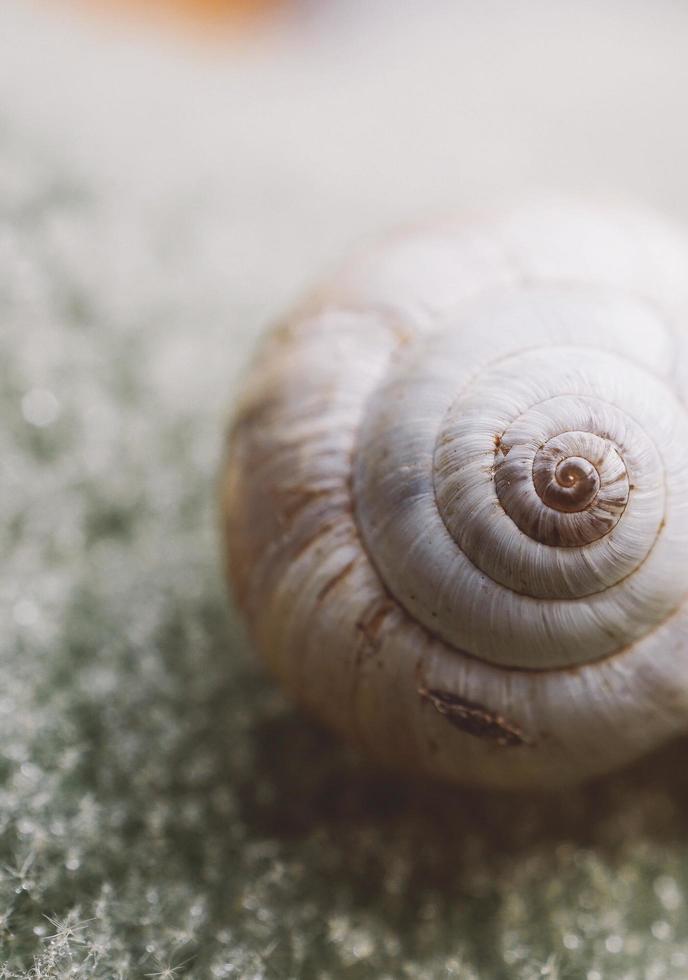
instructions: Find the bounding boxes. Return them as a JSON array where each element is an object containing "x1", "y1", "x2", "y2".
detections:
[
  {"x1": 355, "y1": 299, "x2": 688, "y2": 669},
  {"x1": 223, "y1": 200, "x2": 688, "y2": 787}
]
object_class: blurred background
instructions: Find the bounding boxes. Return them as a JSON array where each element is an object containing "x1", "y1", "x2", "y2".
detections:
[{"x1": 3, "y1": 1, "x2": 688, "y2": 977}]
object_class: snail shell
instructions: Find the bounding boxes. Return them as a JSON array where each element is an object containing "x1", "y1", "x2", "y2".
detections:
[{"x1": 222, "y1": 200, "x2": 688, "y2": 789}]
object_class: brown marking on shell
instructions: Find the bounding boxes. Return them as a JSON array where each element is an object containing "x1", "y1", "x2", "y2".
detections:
[
  {"x1": 418, "y1": 686, "x2": 531, "y2": 747},
  {"x1": 348, "y1": 598, "x2": 399, "y2": 746},
  {"x1": 290, "y1": 515, "x2": 353, "y2": 563},
  {"x1": 278, "y1": 486, "x2": 334, "y2": 525},
  {"x1": 355, "y1": 598, "x2": 396, "y2": 655},
  {"x1": 317, "y1": 558, "x2": 357, "y2": 602}
]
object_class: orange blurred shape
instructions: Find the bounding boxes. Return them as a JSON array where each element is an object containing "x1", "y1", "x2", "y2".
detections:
[
  {"x1": 79, "y1": 0, "x2": 284, "y2": 28},
  {"x1": 155, "y1": 0, "x2": 279, "y2": 18}
]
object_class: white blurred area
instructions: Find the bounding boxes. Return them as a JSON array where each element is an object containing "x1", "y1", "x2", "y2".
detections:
[{"x1": 1, "y1": 0, "x2": 688, "y2": 370}]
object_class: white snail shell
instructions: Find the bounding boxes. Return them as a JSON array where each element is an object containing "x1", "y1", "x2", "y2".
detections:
[{"x1": 222, "y1": 199, "x2": 688, "y2": 789}]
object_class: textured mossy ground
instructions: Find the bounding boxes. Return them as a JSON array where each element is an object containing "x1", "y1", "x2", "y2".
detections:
[{"x1": 3, "y1": 3, "x2": 688, "y2": 977}]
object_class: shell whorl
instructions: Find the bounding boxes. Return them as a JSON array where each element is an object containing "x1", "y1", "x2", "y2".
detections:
[
  {"x1": 354, "y1": 306, "x2": 688, "y2": 669},
  {"x1": 224, "y1": 200, "x2": 688, "y2": 786}
]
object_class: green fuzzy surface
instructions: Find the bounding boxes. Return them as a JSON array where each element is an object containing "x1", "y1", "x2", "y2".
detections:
[{"x1": 3, "y1": 3, "x2": 688, "y2": 977}]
